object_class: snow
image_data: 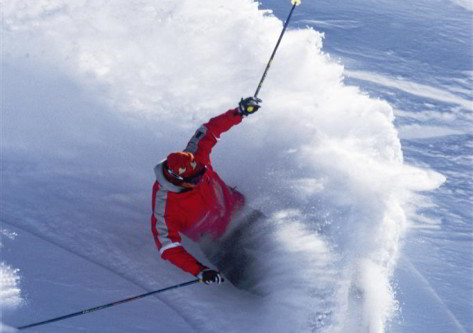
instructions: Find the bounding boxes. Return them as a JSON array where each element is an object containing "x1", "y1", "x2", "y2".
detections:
[
  {"x1": 2, "y1": 0, "x2": 471, "y2": 332},
  {"x1": 0, "y1": 263, "x2": 21, "y2": 310},
  {"x1": 344, "y1": 70, "x2": 472, "y2": 112}
]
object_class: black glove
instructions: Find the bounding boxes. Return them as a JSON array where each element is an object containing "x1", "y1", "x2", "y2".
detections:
[
  {"x1": 238, "y1": 97, "x2": 262, "y2": 116},
  {"x1": 197, "y1": 268, "x2": 224, "y2": 285}
]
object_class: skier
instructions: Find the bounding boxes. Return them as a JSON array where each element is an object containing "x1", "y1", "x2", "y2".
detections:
[{"x1": 151, "y1": 97, "x2": 262, "y2": 285}]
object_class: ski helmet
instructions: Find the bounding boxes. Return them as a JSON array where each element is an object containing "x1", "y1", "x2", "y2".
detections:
[{"x1": 165, "y1": 152, "x2": 205, "y2": 183}]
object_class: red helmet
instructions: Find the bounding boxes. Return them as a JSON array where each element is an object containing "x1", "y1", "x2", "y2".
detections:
[{"x1": 165, "y1": 152, "x2": 206, "y2": 184}]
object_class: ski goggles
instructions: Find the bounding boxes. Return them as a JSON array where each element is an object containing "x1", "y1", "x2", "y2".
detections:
[{"x1": 166, "y1": 165, "x2": 207, "y2": 185}]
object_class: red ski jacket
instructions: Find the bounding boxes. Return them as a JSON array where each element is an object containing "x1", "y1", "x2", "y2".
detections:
[{"x1": 151, "y1": 109, "x2": 245, "y2": 276}]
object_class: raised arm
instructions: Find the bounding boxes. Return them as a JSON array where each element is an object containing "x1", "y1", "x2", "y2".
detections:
[
  {"x1": 185, "y1": 97, "x2": 262, "y2": 165},
  {"x1": 184, "y1": 109, "x2": 242, "y2": 166}
]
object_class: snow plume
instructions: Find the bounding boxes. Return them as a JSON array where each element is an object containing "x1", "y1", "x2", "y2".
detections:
[
  {"x1": 0, "y1": 263, "x2": 22, "y2": 309},
  {"x1": 0, "y1": 262, "x2": 23, "y2": 332},
  {"x1": 3, "y1": 0, "x2": 444, "y2": 332},
  {"x1": 0, "y1": 230, "x2": 23, "y2": 319}
]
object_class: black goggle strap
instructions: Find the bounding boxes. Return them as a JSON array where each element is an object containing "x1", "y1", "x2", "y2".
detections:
[{"x1": 184, "y1": 166, "x2": 207, "y2": 184}]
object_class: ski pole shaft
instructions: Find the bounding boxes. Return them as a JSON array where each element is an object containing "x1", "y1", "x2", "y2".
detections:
[
  {"x1": 17, "y1": 279, "x2": 200, "y2": 330},
  {"x1": 254, "y1": 0, "x2": 301, "y2": 98}
]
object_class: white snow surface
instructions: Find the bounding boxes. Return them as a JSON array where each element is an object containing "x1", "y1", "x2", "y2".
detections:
[{"x1": 2, "y1": 1, "x2": 445, "y2": 332}]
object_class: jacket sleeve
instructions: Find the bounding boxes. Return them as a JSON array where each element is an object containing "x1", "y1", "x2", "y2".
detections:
[
  {"x1": 152, "y1": 216, "x2": 205, "y2": 276},
  {"x1": 151, "y1": 182, "x2": 206, "y2": 276},
  {"x1": 184, "y1": 109, "x2": 242, "y2": 165}
]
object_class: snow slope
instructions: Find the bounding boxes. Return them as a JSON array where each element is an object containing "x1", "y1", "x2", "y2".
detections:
[{"x1": 2, "y1": 0, "x2": 447, "y2": 332}]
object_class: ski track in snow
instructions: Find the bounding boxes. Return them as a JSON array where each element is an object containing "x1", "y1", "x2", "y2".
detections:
[
  {"x1": 0, "y1": 220, "x2": 198, "y2": 331},
  {"x1": 401, "y1": 258, "x2": 467, "y2": 333}
]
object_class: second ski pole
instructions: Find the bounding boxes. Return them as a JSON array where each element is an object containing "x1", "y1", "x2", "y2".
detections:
[{"x1": 17, "y1": 279, "x2": 200, "y2": 330}]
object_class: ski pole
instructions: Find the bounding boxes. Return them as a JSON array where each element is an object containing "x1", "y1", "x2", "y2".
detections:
[
  {"x1": 17, "y1": 279, "x2": 200, "y2": 330},
  {"x1": 254, "y1": 0, "x2": 301, "y2": 98}
]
